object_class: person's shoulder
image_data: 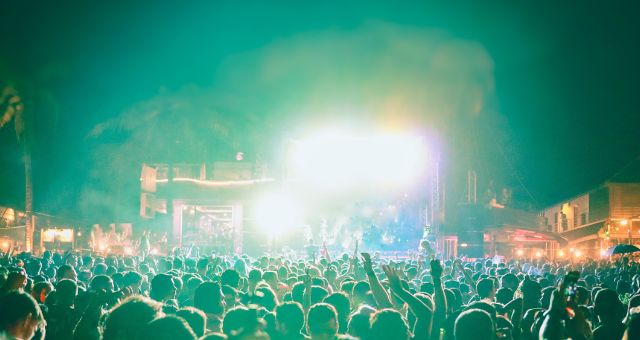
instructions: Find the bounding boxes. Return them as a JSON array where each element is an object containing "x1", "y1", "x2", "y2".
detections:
[
  {"x1": 336, "y1": 335, "x2": 356, "y2": 340},
  {"x1": 592, "y1": 323, "x2": 625, "y2": 339},
  {"x1": 274, "y1": 334, "x2": 309, "y2": 340},
  {"x1": 162, "y1": 303, "x2": 178, "y2": 314},
  {"x1": 592, "y1": 326, "x2": 606, "y2": 340}
]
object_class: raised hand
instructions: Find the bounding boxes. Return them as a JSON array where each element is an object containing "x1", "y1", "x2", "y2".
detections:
[
  {"x1": 430, "y1": 259, "x2": 443, "y2": 279},
  {"x1": 548, "y1": 286, "x2": 566, "y2": 313},
  {"x1": 361, "y1": 252, "x2": 373, "y2": 273},
  {"x1": 382, "y1": 265, "x2": 403, "y2": 292},
  {"x1": 303, "y1": 268, "x2": 312, "y2": 287},
  {"x1": 120, "y1": 286, "x2": 133, "y2": 299}
]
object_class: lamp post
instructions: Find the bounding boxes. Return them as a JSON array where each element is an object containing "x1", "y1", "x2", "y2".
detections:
[{"x1": 622, "y1": 219, "x2": 631, "y2": 244}]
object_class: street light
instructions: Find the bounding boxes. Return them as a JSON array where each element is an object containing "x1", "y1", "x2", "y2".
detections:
[{"x1": 622, "y1": 219, "x2": 632, "y2": 244}]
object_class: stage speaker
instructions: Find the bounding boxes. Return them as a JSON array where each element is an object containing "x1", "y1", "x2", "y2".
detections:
[
  {"x1": 457, "y1": 230, "x2": 484, "y2": 258},
  {"x1": 456, "y1": 204, "x2": 485, "y2": 258}
]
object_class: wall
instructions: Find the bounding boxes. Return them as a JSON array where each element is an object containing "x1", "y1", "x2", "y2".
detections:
[
  {"x1": 589, "y1": 187, "x2": 610, "y2": 222},
  {"x1": 609, "y1": 183, "x2": 640, "y2": 219},
  {"x1": 541, "y1": 192, "x2": 593, "y2": 232}
]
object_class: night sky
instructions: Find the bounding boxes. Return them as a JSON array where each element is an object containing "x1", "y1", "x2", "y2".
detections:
[{"x1": 1, "y1": 1, "x2": 639, "y2": 221}]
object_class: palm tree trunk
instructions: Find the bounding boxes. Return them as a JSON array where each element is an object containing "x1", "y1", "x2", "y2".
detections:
[
  {"x1": 23, "y1": 142, "x2": 34, "y2": 253},
  {"x1": 167, "y1": 163, "x2": 176, "y2": 247}
]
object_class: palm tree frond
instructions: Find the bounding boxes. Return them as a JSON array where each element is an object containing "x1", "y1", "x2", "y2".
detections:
[{"x1": 0, "y1": 85, "x2": 24, "y2": 140}]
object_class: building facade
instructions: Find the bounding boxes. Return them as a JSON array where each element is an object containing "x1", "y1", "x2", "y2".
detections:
[{"x1": 540, "y1": 159, "x2": 640, "y2": 258}]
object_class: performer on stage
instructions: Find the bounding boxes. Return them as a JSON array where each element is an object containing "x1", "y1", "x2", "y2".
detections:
[{"x1": 419, "y1": 239, "x2": 435, "y2": 258}]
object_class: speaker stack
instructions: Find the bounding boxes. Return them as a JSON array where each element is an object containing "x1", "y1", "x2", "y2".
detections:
[{"x1": 456, "y1": 204, "x2": 485, "y2": 258}]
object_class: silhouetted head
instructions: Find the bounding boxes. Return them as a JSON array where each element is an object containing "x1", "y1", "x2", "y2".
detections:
[
  {"x1": 307, "y1": 303, "x2": 338, "y2": 339},
  {"x1": 370, "y1": 308, "x2": 410, "y2": 340},
  {"x1": 144, "y1": 315, "x2": 197, "y2": 340},
  {"x1": 103, "y1": 295, "x2": 162, "y2": 340},
  {"x1": 194, "y1": 281, "x2": 225, "y2": 315},
  {"x1": 455, "y1": 309, "x2": 494, "y2": 340},
  {"x1": 477, "y1": 278, "x2": 496, "y2": 300},
  {"x1": 177, "y1": 307, "x2": 207, "y2": 337},
  {"x1": 0, "y1": 291, "x2": 45, "y2": 340},
  {"x1": 594, "y1": 288, "x2": 625, "y2": 323},
  {"x1": 275, "y1": 301, "x2": 305, "y2": 336},
  {"x1": 221, "y1": 269, "x2": 241, "y2": 289},
  {"x1": 150, "y1": 273, "x2": 176, "y2": 302}
]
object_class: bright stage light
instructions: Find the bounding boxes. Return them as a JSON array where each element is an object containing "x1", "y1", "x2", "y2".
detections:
[
  {"x1": 255, "y1": 191, "x2": 301, "y2": 236},
  {"x1": 288, "y1": 131, "x2": 427, "y2": 191}
]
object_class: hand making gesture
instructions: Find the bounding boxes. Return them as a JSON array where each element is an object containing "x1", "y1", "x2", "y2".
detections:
[
  {"x1": 430, "y1": 258, "x2": 443, "y2": 281},
  {"x1": 382, "y1": 264, "x2": 404, "y2": 293}
]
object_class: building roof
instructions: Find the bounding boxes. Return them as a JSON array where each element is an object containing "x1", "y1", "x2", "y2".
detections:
[
  {"x1": 607, "y1": 157, "x2": 640, "y2": 183},
  {"x1": 485, "y1": 225, "x2": 568, "y2": 246},
  {"x1": 559, "y1": 220, "x2": 605, "y2": 241},
  {"x1": 542, "y1": 157, "x2": 640, "y2": 210}
]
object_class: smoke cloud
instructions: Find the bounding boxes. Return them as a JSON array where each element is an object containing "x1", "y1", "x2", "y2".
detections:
[{"x1": 85, "y1": 22, "x2": 496, "y2": 222}]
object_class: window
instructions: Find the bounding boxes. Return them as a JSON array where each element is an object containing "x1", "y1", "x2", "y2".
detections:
[
  {"x1": 580, "y1": 213, "x2": 587, "y2": 226},
  {"x1": 561, "y1": 212, "x2": 568, "y2": 232}
]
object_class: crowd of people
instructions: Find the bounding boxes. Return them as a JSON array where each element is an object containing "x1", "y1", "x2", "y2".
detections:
[{"x1": 1, "y1": 247, "x2": 640, "y2": 340}]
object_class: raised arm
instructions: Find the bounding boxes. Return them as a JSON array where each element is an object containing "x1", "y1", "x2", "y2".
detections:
[
  {"x1": 302, "y1": 268, "x2": 312, "y2": 311},
  {"x1": 322, "y1": 241, "x2": 332, "y2": 262},
  {"x1": 541, "y1": 273, "x2": 592, "y2": 340},
  {"x1": 362, "y1": 252, "x2": 393, "y2": 309},
  {"x1": 430, "y1": 259, "x2": 447, "y2": 339},
  {"x1": 382, "y1": 265, "x2": 432, "y2": 340},
  {"x1": 454, "y1": 259, "x2": 476, "y2": 294}
]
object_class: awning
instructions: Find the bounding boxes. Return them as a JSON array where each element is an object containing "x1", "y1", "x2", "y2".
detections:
[
  {"x1": 560, "y1": 221, "x2": 605, "y2": 242},
  {"x1": 485, "y1": 225, "x2": 568, "y2": 247}
]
